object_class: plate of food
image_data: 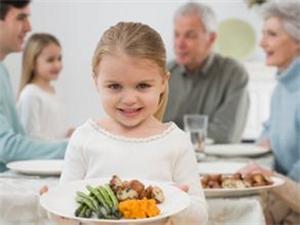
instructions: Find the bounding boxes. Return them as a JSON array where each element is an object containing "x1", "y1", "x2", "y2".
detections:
[
  {"x1": 200, "y1": 173, "x2": 284, "y2": 198},
  {"x1": 7, "y1": 160, "x2": 63, "y2": 175},
  {"x1": 204, "y1": 144, "x2": 270, "y2": 157},
  {"x1": 198, "y1": 161, "x2": 246, "y2": 175},
  {"x1": 40, "y1": 175, "x2": 190, "y2": 224}
]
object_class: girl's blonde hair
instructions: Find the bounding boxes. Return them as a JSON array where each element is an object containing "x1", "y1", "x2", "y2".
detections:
[
  {"x1": 19, "y1": 33, "x2": 61, "y2": 95},
  {"x1": 92, "y1": 22, "x2": 169, "y2": 121}
]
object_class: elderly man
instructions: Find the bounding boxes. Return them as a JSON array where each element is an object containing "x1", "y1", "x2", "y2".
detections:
[
  {"x1": 164, "y1": 2, "x2": 249, "y2": 143},
  {"x1": 0, "y1": 0, "x2": 67, "y2": 172}
]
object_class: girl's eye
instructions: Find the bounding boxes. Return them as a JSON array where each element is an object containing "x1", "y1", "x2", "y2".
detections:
[
  {"x1": 108, "y1": 84, "x2": 122, "y2": 90},
  {"x1": 137, "y1": 83, "x2": 151, "y2": 90},
  {"x1": 47, "y1": 57, "x2": 58, "y2": 63},
  {"x1": 47, "y1": 58, "x2": 54, "y2": 63}
]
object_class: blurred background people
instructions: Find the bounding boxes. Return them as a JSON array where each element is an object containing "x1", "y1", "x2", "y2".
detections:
[
  {"x1": 163, "y1": 2, "x2": 249, "y2": 144},
  {"x1": 17, "y1": 33, "x2": 74, "y2": 141},
  {"x1": 258, "y1": 0, "x2": 300, "y2": 182},
  {"x1": 243, "y1": 1, "x2": 300, "y2": 224},
  {"x1": 0, "y1": 0, "x2": 66, "y2": 172}
]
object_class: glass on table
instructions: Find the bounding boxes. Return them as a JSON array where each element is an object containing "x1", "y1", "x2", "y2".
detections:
[{"x1": 183, "y1": 114, "x2": 208, "y2": 160}]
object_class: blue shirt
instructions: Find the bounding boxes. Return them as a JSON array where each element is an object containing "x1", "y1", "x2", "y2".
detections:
[
  {"x1": 261, "y1": 57, "x2": 300, "y2": 181},
  {"x1": 0, "y1": 62, "x2": 67, "y2": 172}
]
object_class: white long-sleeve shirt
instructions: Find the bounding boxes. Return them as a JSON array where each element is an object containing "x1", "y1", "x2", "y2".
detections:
[
  {"x1": 60, "y1": 119, "x2": 208, "y2": 225},
  {"x1": 17, "y1": 84, "x2": 68, "y2": 141}
]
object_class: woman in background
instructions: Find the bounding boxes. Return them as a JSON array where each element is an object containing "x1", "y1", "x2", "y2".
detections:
[
  {"x1": 18, "y1": 33, "x2": 73, "y2": 141},
  {"x1": 247, "y1": 1, "x2": 300, "y2": 224},
  {"x1": 258, "y1": 0, "x2": 300, "y2": 182}
]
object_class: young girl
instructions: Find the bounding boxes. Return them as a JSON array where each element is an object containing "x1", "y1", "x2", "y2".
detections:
[
  {"x1": 17, "y1": 33, "x2": 73, "y2": 141},
  {"x1": 60, "y1": 22, "x2": 207, "y2": 224}
]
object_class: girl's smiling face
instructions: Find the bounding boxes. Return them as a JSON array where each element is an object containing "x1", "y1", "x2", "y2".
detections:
[
  {"x1": 260, "y1": 17, "x2": 300, "y2": 70},
  {"x1": 94, "y1": 53, "x2": 168, "y2": 129}
]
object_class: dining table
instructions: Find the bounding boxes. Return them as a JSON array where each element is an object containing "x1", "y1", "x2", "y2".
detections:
[{"x1": 0, "y1": 147, "x2": 274, "y2": 225}]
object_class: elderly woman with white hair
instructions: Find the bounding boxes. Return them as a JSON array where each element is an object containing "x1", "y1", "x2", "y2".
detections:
[
  {"x1": 241, "y1": 0, "x2": 300, "y2": 224},
  {"x1": 259, "y1": 0, "x2": 300, "y2": 181}
]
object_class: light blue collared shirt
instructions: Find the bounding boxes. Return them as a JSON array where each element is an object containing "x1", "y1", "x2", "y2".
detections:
[
  {"x1": 0, "y1": 62, "x2": 67, "y2": 172},
  {"x1": 260, "y1": 57, "x2": 300, "y2": 181}
]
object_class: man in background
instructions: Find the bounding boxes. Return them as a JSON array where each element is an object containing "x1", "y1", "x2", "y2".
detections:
[
  {"x1": 164, "y1": 2, "x2": 249, "y2": 143},
  {"x1": 0, "y1": 0, "x2": 66, "y2": 172}
]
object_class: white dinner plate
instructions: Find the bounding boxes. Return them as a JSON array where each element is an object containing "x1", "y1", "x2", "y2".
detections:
[
  {"x1": 7, "y1": 160, "x2": 63, "y2": 175},
  {"x1": 40, "y1": 178, "x2": 190, "y2": 224},
  {"x1": 204, "y1": 144, "x2": 270, "y2": 157},
  {"x1": 203, "y1": 176, "x2": 284, "y2": 198},
  {"x1": 198, "y1": 161, "x2": 246, "y2": 175}
]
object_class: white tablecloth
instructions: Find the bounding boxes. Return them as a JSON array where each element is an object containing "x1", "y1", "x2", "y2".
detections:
[
  {"x1": 0, "y1": 173, "x2": 58, "y2": 225},
  {"x1": 207, "y1": 197, "x2": 266, "y2": 225}
]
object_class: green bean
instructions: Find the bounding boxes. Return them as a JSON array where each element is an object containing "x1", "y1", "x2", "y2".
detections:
[
  {"x1": 75, "y1": 204, "x2": 85, "y2": 217},
  {"x1": 78, "y1": 205, "x2": 88, "y2": 218},
  {"x1": 98, "y1": 186, "x2": 113, "y2": 209},
  {"x1": 76, "y1": 192, "x2": 96, "y2": 211},
  {"x1": 84, "y1": 208, "x2": 93, "y2": 218},
  {"x1": 103, "y1": 184, "x2": 119, "y2": 208}
]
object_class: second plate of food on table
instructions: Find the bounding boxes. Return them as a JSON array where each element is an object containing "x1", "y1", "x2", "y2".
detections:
[{"x1": 200, "y1": 173, "x2": 284, "y2": 198}]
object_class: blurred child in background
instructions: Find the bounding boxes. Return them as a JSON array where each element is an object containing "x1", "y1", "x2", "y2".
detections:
[{"x1": 18, "y1": 33, "x2": 74, "y2": 140}]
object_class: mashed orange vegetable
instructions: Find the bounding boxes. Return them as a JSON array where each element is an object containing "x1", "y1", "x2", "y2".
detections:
[{"x1": 118, "y1": 198, "x2": 160, "y2": 219}]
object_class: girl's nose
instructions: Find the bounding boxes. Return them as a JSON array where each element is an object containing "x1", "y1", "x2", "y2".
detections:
[
  {"x1": 55, "y1": 60, "x2": 63, "y2": 71},
  {"x1": 121, "y1": 90, "x2": 138, "y2": 105}
]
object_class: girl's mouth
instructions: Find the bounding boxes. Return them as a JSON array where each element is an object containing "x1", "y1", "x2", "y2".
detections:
[{"x1": 119, "y1": 108, "x2": 142, "y2": 117}]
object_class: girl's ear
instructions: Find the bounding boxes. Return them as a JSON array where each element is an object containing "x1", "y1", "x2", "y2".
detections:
[
  {"x1": 92, "y1": 73, "x2": 101, "y2": 93},
  {"x1": 160, "y1": 72, "x2": 170, "y2": 92}
]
